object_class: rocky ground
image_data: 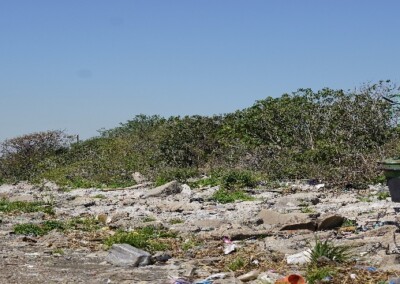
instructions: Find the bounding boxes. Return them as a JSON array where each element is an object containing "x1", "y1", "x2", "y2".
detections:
[{"x1": 1, "y1": 179, "x2": 400, "y2": 283}]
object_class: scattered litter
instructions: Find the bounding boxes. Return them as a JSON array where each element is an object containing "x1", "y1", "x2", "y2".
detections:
[
  {"x1": 222, "y1": 236, "x2": 232, "y2": 244},
  {"x1": 193, "y1": 280, "x2": 212, "y2": 284},
  {"x1": 275, "y1": 274, "x2": 306, "y2": 284},
  {"x1": 354, "y1": 265, "x2": 377, "y2": 272},
  {"x1": 350, "y1": 274, "x2": 357, "y2": 279},
  {"x1": 237, "y1": 270, "x2": 260, "y2": 282},
  {"x1": 223, "y1": 243, "x2": 236, "y2": 255},
  {"x1": 286, "y1": 249, "x2": 311, "y2": 265},
  {"x1": 315, "y1": 184, "x2": 325, "y2": 190},
  {"x1": 257, "y1": 270, "x2": 282, "y2": 282},
  {"x1": 170, "y1": 277, "x2": 192, "y2": 284},
  {"x1": 205, "y1": 273, "x2": 227, "y2": 280},
  {"x1": 389, "y1": 278, "x2": 400, "y2": 284},
  {"x1": 322, "y1": 276, "x2": 333, "y2": 282},
  {"x1": 106, "y1": 244, "x2": 152, "y2": 267},
  {"x1": 25, "y1": 252, "x2": 41, "y2": 257}
]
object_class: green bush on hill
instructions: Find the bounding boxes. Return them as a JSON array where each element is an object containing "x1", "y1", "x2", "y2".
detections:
[{"x1": 1, "y1": 81, "x2": 399, "y2": 188}]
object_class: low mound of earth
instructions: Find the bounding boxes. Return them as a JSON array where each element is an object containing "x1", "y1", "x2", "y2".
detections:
[{"x1": 0, "y1": 180, "x2": 399, "y2": 283}]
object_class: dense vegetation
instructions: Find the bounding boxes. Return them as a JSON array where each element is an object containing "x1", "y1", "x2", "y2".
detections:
[{"x1": 1, "y1": 81, "x2": 399, "y2": 188}]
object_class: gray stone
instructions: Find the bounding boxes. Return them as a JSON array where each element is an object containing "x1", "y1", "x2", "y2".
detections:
[
  {"x1": 152, "y1": 252, "x2": 172, "y2": 263},
  {"x1": 106, "y1": 244, "x2": 152, "y2": 267},
  {"x1": 144, "y1": 181, "x2": 182, "y2": 198},
  {"x1": 181, "y1": 184, "x2": 192, "y2": 196},
  {"x1": 132, "y1": 172, "x2": 147, "y2": 184}
]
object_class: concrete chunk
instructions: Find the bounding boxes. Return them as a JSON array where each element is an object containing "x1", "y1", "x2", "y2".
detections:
[
  {"x1": 144, "y1": 181, "x2": 182, "y2": 198},
  {"x1": 106, "y1": 244, "x2": 152, "y2": 267},
  {"x1": 258, "y1": 209, "x2": 317, "y2": 231}
]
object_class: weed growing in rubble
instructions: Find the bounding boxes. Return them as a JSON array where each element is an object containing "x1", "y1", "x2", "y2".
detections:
[
  {"x1": 377, "y1": 191, "x2": 390, "y2": 200},
  {"x1": 181, "y1": 237, "x2": 202, "y2": 251},
  {"x1": 309, "y1": 238, "x2": 352, "y2": 264},
  {"x1": 52, "y1": 248, "x2": 65, "y2": 255},
  {"x1": 66, "y1": 217, "x2": 102, "y2": 232},
  {"x1": 341, "y1": 219, "x2": 357, "y2": 227},
  {"x1": 14, "y1": 223, "x2": 46, "y2": 236},
  {"x1": 104, "y1": 225, "x2": 177, "y2": 253},
  {"x1": 211, "y1": 189, "x2": 254, "y2": 204},
  {"x1": 305, "y1": 238, "x2": 353, "y2": 283},
  {"x1": 169, "y1": 218, "x2": 184, "y2": 224},
  {"x1": 227, "y1": 257, "x2": 247, "y2": 271},
  {"x1": 13, "y1": 217, "x2": 102, "y2": 236},
  {"x1": 300, "y1": 206, "x2": 315, "y2": 213},
  {"x1": 358, "y1": 195, "x2": 373, "y2": 203},
  {"x1": 142, "y1": 216, "x2": 157, "y2": 222},
  {"x1": 0, "y1": 199, "x2": 54, "y2": 215},
  {"x1": 13, "y1": 220, "x2": 64, "y2": 236},
  {"x1": 93, "y1": 194, "x2": 106, "y2": 199},
  {"x1": 305, "y1": 266, "x2": 336, "y2": 284}
]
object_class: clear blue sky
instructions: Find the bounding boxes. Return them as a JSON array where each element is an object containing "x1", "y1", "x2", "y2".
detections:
[{"x1": 1, "y1": 1, "x2": 400, "y2": 141}]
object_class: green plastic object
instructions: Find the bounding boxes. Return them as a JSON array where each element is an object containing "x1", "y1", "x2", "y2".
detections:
[{"x1": 380, "y1": 158, "x2": 400, "y2": 178}]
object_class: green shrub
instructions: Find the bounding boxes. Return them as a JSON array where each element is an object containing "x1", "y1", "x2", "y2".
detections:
[
  {"x1": 1, "y1": 82, "x2": 399, "y2": 187},
  {"x1": 0, "y1": 130, "x2": 73, "y2": 182}
]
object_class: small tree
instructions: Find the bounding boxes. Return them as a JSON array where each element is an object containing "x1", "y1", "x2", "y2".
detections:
[{"x1": 0, "y1": 130, "x2": 73, "y2": 181}]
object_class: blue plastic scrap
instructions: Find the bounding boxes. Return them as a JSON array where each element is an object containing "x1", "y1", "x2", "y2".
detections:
[
  {"x1": 172, "y1": 278, "x2": 193, "y2": 284},
  {"x1": 193, "y1": 281, "x2": 213, "y2": 284},
  {"x1": 389, "y1": 278, "x2": 400, "y2": 284},
  {"x1": 354, "y1": 265, "x2": 377, "y2": 272}
]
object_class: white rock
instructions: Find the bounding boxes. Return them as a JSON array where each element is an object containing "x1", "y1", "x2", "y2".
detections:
[{"x1": 286, "y1": 249, "x2": 311, "y2": 265}]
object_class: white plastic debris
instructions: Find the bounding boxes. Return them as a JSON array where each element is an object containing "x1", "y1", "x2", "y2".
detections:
[
  {"x1": 238, "y1": 270, "x2": 260, "y2": 282},
  {"x1": 286, "y1": 249, "x2": 312, "y2": 265},
  {"x1": 223, "y1": 243, "x2": 237, "y2": 255},
  {"x1": 315, "y1": 184, "x2": 325, "y2": 190},
  {"x1": 205, "y1": 273, "x2": 227, "y2": 280}
]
